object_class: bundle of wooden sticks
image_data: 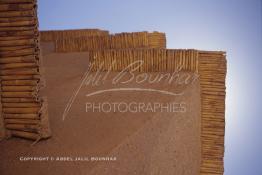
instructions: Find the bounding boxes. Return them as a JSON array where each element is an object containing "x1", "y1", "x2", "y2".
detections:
[
  {"x1": 0, "y1": 0, "x2": 51, "y2": 140},
  {"x1": 55, "y1": 31, "x2": 166, "y2": 52},
  {"x1": 40, "y1": 28, "x2": 110, "y2": 42}
]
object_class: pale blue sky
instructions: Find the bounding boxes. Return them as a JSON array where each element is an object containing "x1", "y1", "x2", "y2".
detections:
[{"x1": 38, "y1": 0, "x2": 262, "y2": 174}]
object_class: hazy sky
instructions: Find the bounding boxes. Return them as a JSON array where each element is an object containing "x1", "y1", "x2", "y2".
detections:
[{"x1": 38, "y1": 0, "x2": 262, "y2": 174}]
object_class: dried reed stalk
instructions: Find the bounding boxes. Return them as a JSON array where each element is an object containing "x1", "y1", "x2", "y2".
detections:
[
  {"x1": 3, "y1": 107, "x2": 40, "y2": 114},
  {"x1": 55, "y1": 32, "x2": 166, "y2": 52},
  {"x1": 5, "y1": 119, "x2": 39, "y2": 125},
  {"x1": 0, "y1": 55, "x2": 36, "y2": 64},
  {"x1": 0, "y1": 4, "x2": 35, "y2": 12},
  {"x1": 1, "y1": 97, "x2": 38, "y2": 103},
  {"x1": 0, "y1": 74, "x2": 40, "y2": 80},
  {"x1": 3, "y1": 113, "x2": 39, "y2": 119},
  {"x1": 10, "y1": 130, "x2": 39, "y2": 140},
  {"x1": 6, "y1": 123, "x2": 38, "y2": 132},
  {"x1": 2, "y1": 85, "x2": 36, "y2": 92},
  {"x1": 0, "y1": 0, "x2": 50, "y2": 141}
]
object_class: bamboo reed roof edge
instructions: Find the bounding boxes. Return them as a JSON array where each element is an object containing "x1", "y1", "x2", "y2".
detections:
[{"x1": 40, "y1": 28, "x2": 109, "y2": 33}]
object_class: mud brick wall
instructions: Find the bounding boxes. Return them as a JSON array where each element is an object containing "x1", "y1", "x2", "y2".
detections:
[
  {"x1": 89, "y1": 48, "x2": 226, "y2": 175},
  {"x1": 0, "y1": 1, "x2": 226, "y2": 174},
  {"x1": 0, "y1": 0, "x2": 51, "y2": 140}
]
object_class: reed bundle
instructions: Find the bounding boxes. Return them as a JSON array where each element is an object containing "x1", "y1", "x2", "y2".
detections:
[
  {"x1": 55, "y1": 32, "x2": 166, "y2": 52},
  {"x1": 90, "y1": 49, "x2": 198, "y2": 72},
  {"x1": 198, "y1": 51, "x2": 226, "y2": 175},
  {"x1": 0, "y1": 3, "x2": 35, "y2": 12},
  {"x1": 0, "y1": 0, "x2": 51, "y2": 141},
  {"x1": 3, "y1": 113, "x2": 39, "y2": 119},
  {"x1": 2, "y1": 97, "x2": 38, "y2": 103},
  {"x1": 0, "y1": 91, "x2": 4, "y2": 140},
  {"x1": 40, "y1": 29, "x2": 109, "y2": 42},
  {"x1": 0, "y1": 0, "x2": 34, "y2": 3}
]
